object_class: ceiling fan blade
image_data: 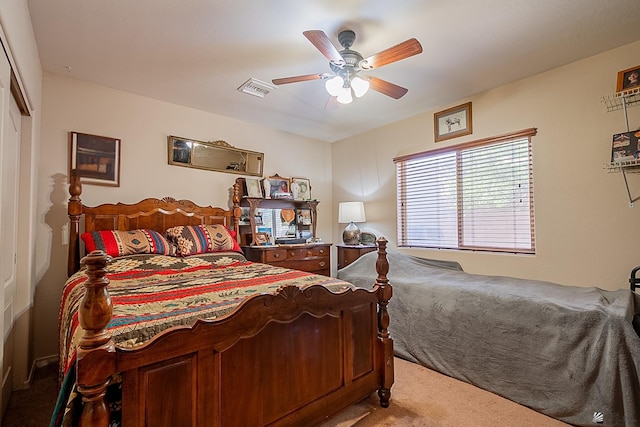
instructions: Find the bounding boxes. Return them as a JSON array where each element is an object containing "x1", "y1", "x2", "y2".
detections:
[
  {"x1": 272, "y1": 73, "x2": 324, "y2": 85},
  {"x1": 303, "y1": 30, "x2": 345, "y2": 66},
  {"x1": 324, "y1": 96, "x2": 340, "y2": 110},
  {"x1": 369, "y1": 77, "x2": 409, "y2": 99},
  {"x1": 361, "y1": 38, "x2": 423, "y2": 70}
]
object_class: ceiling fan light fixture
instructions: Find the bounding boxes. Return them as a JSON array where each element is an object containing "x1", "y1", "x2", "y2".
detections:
[
  {"x1": 336, "y1": 86, "x2": 353, "y2": 104},
  {"x1": 325, "y1": 75, "x2": 344, "y2": 96},
  {"x1": 351, "y1": 76, "x2": 370, "y2": 98}
]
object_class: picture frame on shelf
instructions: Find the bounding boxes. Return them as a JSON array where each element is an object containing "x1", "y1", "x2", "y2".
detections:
[
  {"x1": 267, "y1": 174, "x2": 292, "y2": 199},
  {"x1": 254, "y1": 211, "x2": 263, "y2": 225},
  {"x1": 245, "y1": 177, "x2": 263, "y2": 198},
  {"x1": 280, "y1": 209, "x2": 295, "y2": 224},
  {"x1": 291, "y1": 177, "x2": 312, "y2": 200},
  {"x1": 296, "y1": 208, "x2": 312, "y2": 225},
  {"x1": 239, "y1": 207, "x2": 251, "y2": 225},
  {"x1": 69, "y1": 131, "x2": 121, "y2": 186},
  {"x1": 617, "y1": 65, "x2": 640, "y2": 92},
  {"x1": 257, "y1": 226, "x2": 273, "y2": 244},
  {"x1": 254, "y1": 232, "x2": 270, "y2": 245},
  {"x1": 434, "y1": 102, "x2": 472, "y2": 142}
]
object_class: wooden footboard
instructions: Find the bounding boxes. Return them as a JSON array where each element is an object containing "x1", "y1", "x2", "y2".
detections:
[{"x1": 75, "y1": 240, "x2": 393, "y2": 426}]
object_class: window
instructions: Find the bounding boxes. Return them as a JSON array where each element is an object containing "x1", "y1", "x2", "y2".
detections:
[{"x1": 395, "y1": 128, "x2": 536, "y2": 253}]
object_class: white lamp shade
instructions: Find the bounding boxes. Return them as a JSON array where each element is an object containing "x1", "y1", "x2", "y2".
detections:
[
  {"x1": 325, "y1": 75, "x2": 344, "y2": 97},
  {"x1": 351, "y1": 76, "x2": 370, "y2": 98},
  {"x1": 336, "y1": 86, "x2": 353, "y2": 104},
  {"x1": 338, "y1": 202, "x2": 366, "y2": 223}
]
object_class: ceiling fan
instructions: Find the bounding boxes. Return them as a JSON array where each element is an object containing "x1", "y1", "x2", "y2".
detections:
[{"x1": 272, "y1": 30, "x2": 423, "y2": 104}]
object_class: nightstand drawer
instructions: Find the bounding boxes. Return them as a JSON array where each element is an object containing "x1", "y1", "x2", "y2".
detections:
[{"x1": 337, "y1": 244, "x2": 377, "y2": 269}]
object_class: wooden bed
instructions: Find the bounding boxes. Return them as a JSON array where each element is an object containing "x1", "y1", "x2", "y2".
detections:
[{"x1": 61, "y1": 171, "x2": 394, "y2": 427}]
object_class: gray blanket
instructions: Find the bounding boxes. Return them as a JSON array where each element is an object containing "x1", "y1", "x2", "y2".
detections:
[{"x1": 339, "y1": 251, "x2": 640, "y2": 427}]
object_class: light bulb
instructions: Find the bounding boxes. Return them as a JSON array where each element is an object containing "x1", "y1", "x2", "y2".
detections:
[
  {"x1": 325, "y1": 76, "x2": 344, "y2": 97},
  {"x1": 351, "y1": 76, "x2": 370, "y2": 98},
  {"x1": 336, "y1": 86, "x2": 353, "y2": 104}
]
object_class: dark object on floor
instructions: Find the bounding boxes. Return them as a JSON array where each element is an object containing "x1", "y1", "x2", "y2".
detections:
[{"x1": 2, "y1": 363, "x2": 57, "y2": 427}]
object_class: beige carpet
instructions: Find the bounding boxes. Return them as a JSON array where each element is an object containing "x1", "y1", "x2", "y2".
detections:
[{"x1": 318, "y1": 357, "x2": 569, "y2": 427}]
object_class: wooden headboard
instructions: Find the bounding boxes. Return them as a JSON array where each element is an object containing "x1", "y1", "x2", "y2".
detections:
[{"x1": 67, "y1": 170, "x2": 241, "y2": 276}]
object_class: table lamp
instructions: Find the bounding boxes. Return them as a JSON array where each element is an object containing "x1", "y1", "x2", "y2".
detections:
[{"x1": 338, "y1": 201, "x2": 366, "y2": 245}]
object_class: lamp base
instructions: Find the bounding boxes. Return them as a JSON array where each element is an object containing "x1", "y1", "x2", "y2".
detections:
[{"x1": 342, "y1": 222, "x2": 361, "y2": 245}]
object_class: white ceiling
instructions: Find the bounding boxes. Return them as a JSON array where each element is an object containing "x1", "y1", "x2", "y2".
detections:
[{"x1": 26, "y1": 0, "x2": 640, "y2": 143}]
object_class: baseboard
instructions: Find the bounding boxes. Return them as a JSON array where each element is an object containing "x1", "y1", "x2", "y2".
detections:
[{"x1": 25, "y1": 354, "x2": 57, "y2": 386}]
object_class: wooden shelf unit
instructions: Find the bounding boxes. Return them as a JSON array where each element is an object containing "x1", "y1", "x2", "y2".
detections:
[
  {"x1": 234, "y1": 177, "x2": 318, "y2": 246},
  {"x1": 233, "y1": 178, "x2": 330, "y2": 275}
]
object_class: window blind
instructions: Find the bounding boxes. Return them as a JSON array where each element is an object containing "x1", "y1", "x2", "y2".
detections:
[{"x1": 395, "y1": 128, "x2": 536, "y2": 253}]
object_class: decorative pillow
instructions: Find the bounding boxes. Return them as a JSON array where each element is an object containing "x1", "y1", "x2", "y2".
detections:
[
  {"x1": 81, "y1": 229, "x2": 176, "y2": 257},
  {"x1": 165, "y1": 224, "x2": 241, "y2": 256}
]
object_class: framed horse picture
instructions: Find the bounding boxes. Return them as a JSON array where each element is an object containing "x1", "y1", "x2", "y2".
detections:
[{"x1": 434, "y1": 102, "x2": 472, "y2": 142}]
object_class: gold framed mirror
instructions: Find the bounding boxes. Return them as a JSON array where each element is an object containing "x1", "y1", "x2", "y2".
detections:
[{"x1": 168, "y1": 135, "x2": 264, "y2": 177}]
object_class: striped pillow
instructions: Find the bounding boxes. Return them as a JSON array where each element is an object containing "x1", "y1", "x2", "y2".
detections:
[
  {"x1": 81, "y1": 229, "x2": 176, "y2": 257},
  {"x1": 164, "y1": 224, "x2": 241, "y2": 256}
]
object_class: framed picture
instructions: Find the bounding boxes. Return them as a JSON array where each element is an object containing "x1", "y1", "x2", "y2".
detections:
[
  {"x1": 239, "y1": 207, "x2": 251, "y2": 225},
  {"x1": 266, "y1": 175, "x2": 291, "y2": 199},
  {"x1": 280, "y1": 209, "x2": 295, "y2": 224},
  {"x1": 296, "y1": 208, "x2": 312, "y2": 225},
  {"x1": 245, "y1": 177, "x2": 263, "y2": 198},
  {"x1": 434, "y1": 102, "x2": 472, "y2": 142},
  {"x1": 611, "y1": 130, "x2": 640, "y2": 163},
  {"x1": 291, "y1": 177, "x2": 311, "y2": 200},
  {"x1": 69, "y1": 131, "x2": 121, "y2": 186},
  {"x1": 254, "y1": 232, "x2": 269, "y2": 245},
  {"x1": 617, "y1": 65, "x2": 640, "y2": 92},
  {"x1": 254, "y1": 211, "x2": 263, "y2": 225}
]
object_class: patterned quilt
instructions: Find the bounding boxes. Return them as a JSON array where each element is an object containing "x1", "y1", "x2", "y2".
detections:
[{"x1": 54, "y1": 252, "x2": 353, "y2": 426}]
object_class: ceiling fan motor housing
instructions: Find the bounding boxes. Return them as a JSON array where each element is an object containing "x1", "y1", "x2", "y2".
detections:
[
  {"x1": 331, "y1": 31, "x2": 365, "y2": 88},
  {"x1": 338, "y1": 30, "x2": 356, "y2": 49}
]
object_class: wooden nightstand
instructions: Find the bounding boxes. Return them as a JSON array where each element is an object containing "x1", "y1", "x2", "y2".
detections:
[
  {"x1": 337, "y1": 244, "x2": 377, "y2": 270},
  {"x1": 242, "y1": 243, "x2": 331, "y2": 276}
]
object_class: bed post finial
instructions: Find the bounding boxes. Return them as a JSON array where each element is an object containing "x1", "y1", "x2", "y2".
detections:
[
  {"x1": 68, "y1": 170, "x2": 83, "y2": 276},
  {"x1": 374, "y1": 237, "x2": 393, "y2": 408},
  {"x1": 77, "y1": 250, "x2": 115, "y2": 427}
]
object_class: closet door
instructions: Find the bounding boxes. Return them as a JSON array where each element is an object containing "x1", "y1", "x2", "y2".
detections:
[{"x1": 0, "y1": 47, "x2": 19, "y2": 412}]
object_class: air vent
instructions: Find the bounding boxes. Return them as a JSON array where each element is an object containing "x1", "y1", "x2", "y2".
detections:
[{"x1": 237, "y1": 78, "x2": 276, "y2": 98}]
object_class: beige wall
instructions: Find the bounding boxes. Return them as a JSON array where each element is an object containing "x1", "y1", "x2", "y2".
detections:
[
  {"x1": 34, "y1": 73, "x2": 333, "y2": 358},
  {"x1": 332, "y1": 40, "x2": 640, "y2": 291}
]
